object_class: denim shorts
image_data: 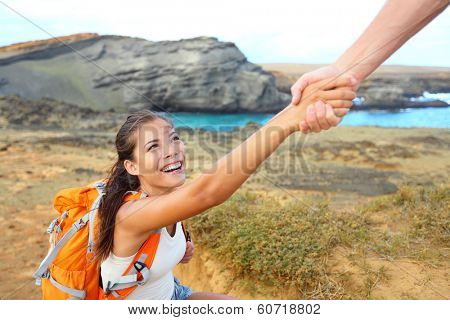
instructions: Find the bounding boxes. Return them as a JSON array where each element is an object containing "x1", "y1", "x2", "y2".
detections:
[{"x1": 171, "y1": 277, "x2": 192, "y2": 300}]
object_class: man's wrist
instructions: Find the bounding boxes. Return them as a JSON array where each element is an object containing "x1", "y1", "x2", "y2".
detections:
[{"x1": 332, "y1": 61, "x2": 360, "y2": 82}]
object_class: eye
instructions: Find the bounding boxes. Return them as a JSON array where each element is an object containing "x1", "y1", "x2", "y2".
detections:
[
  {"x1": 172, "y1": 135, "x2": 180, "y2": 142},
  {"x1": 147, "y1": 144, "x2": 158, "y2": 152}
]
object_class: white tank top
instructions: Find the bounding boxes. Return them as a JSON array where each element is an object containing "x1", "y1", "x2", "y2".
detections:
[{"x1": 100, "y1": 221, "x2": 186, "y2": 299}]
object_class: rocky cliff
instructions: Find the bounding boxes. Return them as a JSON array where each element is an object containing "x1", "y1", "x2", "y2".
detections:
[
  {"x1": 262, "y1": 64, "x2": 450, "y2": 109},
  {"x1": 0, "y1": 34, "x2": 289, "y2": 113},
  {"x1": 2, "y1": 34, "x2": 449, "y2": 113}
]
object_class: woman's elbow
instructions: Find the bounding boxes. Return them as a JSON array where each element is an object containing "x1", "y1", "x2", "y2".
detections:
[
  {"x1": 202, "y1": 192, "x2": 225, "y2": 208},
  {"x1": 199, "y1": 187, "x2": 228, "y2": 208},
  {"x1": 191, "y1": 176, "x2": 229, "y2": 209}
]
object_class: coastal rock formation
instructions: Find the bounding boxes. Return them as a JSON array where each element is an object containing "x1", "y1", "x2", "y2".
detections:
[
  {"x1": 355, "y1": 74, "x2": 449, "y2": 109},
  {"x1": 263, "y1": 64, "x2": 450, "y2": 109},
  {"x1": 0, "y1": 34, "x2": 289, "y2": 113}
]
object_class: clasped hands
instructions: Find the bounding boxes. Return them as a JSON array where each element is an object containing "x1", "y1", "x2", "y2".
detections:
[{"x1": 290, "y1": 65, "x2": 360, "y2": 133}]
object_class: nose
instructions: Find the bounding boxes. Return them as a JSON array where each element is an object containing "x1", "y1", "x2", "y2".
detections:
[
  {"x1": 164, "y1": 151, "x2": 177, "y2": 159},
  {"x1": 163, "y1": 141, "x2": 178, "y2": 160}
]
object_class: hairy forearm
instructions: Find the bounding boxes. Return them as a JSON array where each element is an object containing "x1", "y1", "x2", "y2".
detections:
[
  {"x1": 196, "y1": 107, "x2": 296, "y2": 205},
  {"x1": 335, "y1": 0, "x2": 449, "y2": 80}
]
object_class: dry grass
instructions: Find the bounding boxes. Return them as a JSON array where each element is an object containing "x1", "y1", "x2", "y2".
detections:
[{"x1": 188, "y1": 184, "x2": 449, "y2": 299}]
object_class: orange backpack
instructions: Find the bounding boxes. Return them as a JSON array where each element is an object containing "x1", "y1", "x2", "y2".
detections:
[{"x1": 33, "y1": 179, "x2": 190, "y2": 300}]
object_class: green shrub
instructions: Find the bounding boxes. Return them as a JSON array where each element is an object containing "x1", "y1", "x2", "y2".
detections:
[
  {"x1": 189, "y1": 184, "x2": 449, "y2": 298},
  {"x1": 190, "y1": 191, "x2": 367, "y2": 295}
]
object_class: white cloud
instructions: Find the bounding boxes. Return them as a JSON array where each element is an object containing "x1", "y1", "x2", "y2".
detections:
[{"x1": 1, "y1": 0, "x2": 449, "y2": 66}]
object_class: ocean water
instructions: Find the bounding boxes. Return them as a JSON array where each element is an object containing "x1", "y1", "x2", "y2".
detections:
[
  {"x1": 166, "y1": 107, "x2": 449, "y2": 131},
  {"x1": 340, "y1": 107, "x2": 449, "y2": 128},
  {"x1": 165, "y1": 92, "x2": 449, "y2": 131}
]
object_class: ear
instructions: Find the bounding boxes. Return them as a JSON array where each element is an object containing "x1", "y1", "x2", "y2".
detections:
[{"x1": 123, "y1": 159, "x2": 139, "y2": 176}]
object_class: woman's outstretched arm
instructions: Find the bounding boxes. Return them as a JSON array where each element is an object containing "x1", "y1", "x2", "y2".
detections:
[{"x1": 119, "y1": 77, "x2": 355, "y2": 235}]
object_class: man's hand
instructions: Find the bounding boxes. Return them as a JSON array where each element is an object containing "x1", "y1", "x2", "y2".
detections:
[
  {"x1": 179, "y1": 240, "x2": 194, "y2": 264},
  {"x1": 292, "y1": 65, "x2": 354, "y2": 104},
  {"x1": 277, "y1": 75, "x2": 355, "y2": 134}
]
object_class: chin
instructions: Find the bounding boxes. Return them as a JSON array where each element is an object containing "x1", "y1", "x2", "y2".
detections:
[{"x1": 162, "y1": 174, "x2": 186, "y2": 188}]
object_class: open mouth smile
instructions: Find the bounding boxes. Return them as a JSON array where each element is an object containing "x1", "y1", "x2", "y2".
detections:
[{"x1": 160, "y1": 161, "x2": 184, "y2": 174}]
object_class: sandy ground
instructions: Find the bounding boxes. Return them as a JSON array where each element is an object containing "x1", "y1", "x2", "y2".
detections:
[{"x1": 0, "y1": 125, "x2": 449, "y2": 299}]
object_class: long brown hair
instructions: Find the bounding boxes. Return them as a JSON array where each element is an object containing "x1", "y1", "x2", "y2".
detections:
[{"x1": 96, "y1": 110, "x2": 173, "y2": 262}]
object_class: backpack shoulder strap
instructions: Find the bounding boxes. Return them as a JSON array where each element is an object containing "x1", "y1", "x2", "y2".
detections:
[
  {"x1": 101, "y1": 230, "x2": 162, "y2": 300},
  {"x1": 123, "y1": 190, "x2": 148, "y2": 202},
  {"x1": 100, "y1": 189, "x2": 158, "y2": 300},
  {"x1": 181, "y1": 221, "x2": 191, "y2": 242}
]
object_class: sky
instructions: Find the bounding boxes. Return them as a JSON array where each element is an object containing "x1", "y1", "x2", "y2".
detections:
[{"x1": 1, "y1": 0, "x2": 449, "y2": 67}]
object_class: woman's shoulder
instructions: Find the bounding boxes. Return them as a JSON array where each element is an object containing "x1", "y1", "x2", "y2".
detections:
[
  {"x1": 116, "y1": 189, "x2": 147, "y2": 220},
  {"x1": 116, "y1": 200, "x2": 157, "y2": 236},
  {"x1": 116, "y1": 198, "x2": 136, "y2": 222},
  {"x1": 113, "y1": 200, "x2": 158, "y2": 256}
]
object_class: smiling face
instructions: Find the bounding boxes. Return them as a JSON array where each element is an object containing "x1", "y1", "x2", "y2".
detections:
[{"x1": 124, "y1": 117, "x2": 186, "y2": 196}]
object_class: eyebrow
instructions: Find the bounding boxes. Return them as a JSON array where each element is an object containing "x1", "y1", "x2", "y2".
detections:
[{"x1": 144, "y1": 131, "x2": 176, "y2": 147}]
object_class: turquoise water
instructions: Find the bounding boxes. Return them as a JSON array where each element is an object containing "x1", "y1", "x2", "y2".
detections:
[
  {"x1": 340, "y1": 107, "x2": 450, "y2": 128},
  {"x1": 166, "y1": 107, "x2": 449, "y2": 131}
]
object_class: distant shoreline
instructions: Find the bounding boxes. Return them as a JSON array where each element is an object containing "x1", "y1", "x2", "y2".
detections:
[
  {"x1": 259, "y1": 63, "x2": 450, "y2": 75},
  {"x1": 1, "y1": 95, "x2": 448, "y2": 132},
  {"x1": 260, "y1": 63, "x2": 450, "y2": 110}
]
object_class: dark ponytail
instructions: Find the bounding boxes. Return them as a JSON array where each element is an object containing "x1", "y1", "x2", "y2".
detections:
[{"x1": 95, "y1": 110, "x2": 173, "y2": 262}]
